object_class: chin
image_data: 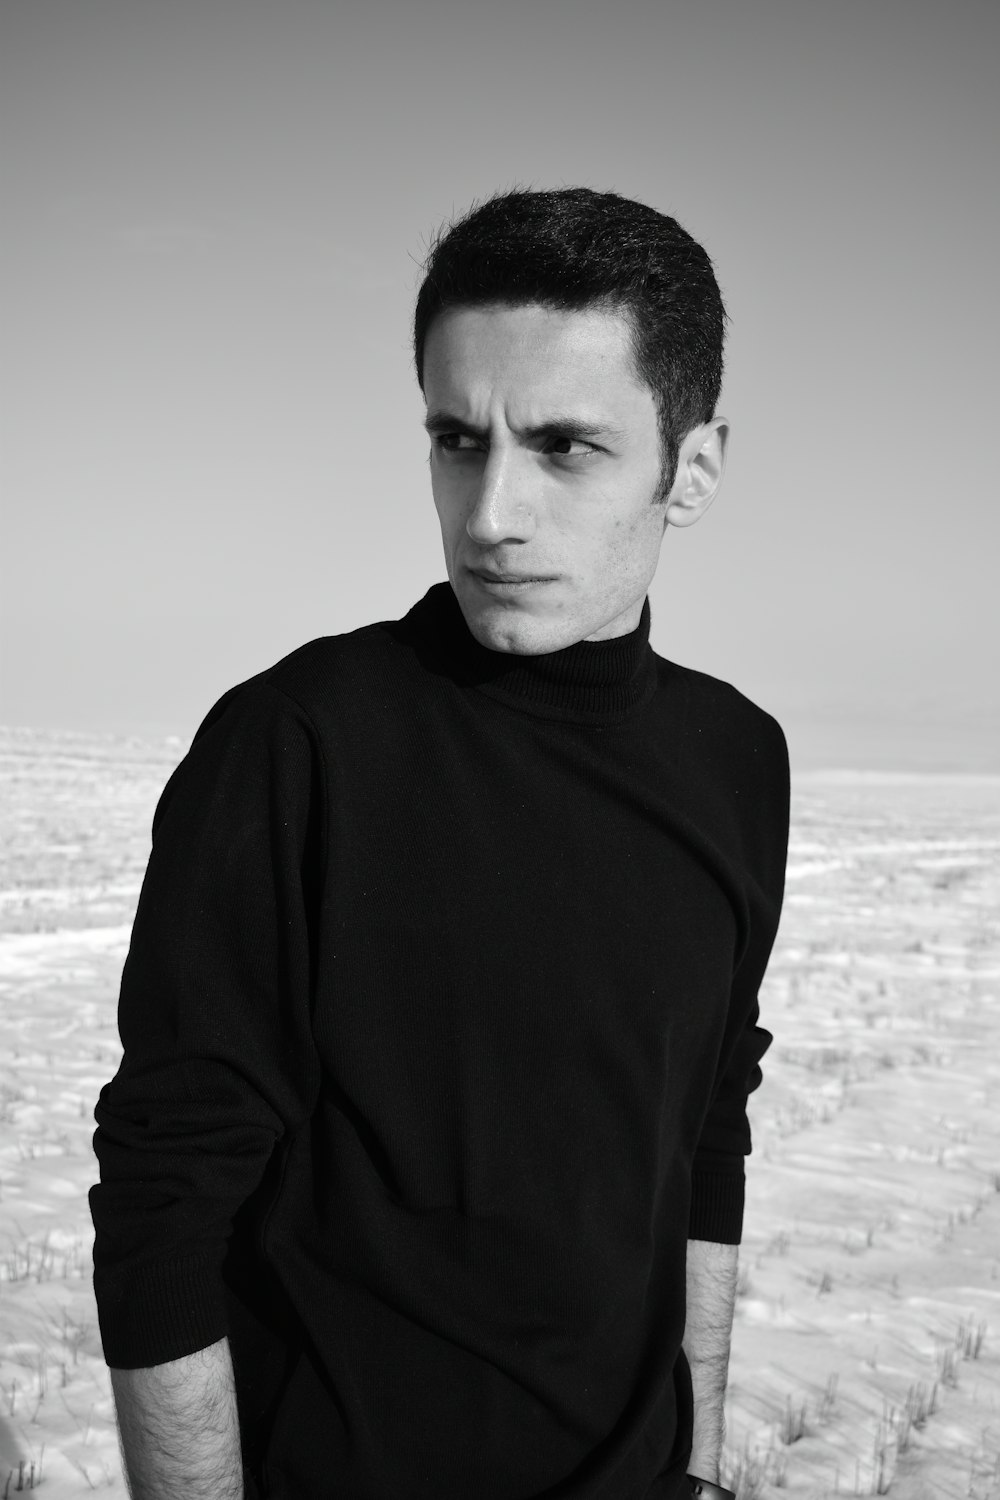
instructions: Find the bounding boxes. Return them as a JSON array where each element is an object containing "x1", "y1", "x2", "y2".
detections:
[{"x1": 460, "y1": 603, "x2": 575, "y2": 657}]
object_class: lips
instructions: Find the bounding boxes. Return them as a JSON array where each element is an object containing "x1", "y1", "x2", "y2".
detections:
[{"x1": 468, "y1": 567, "x2": 555, "y2": 585}]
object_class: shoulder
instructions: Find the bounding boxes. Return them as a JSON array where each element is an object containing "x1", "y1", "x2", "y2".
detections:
[
  {"x1": 654, "y1": 657, "x2": 790, "y2": 892},
  {"x1": 163, "y1": 613, "x2": 433, "y2": 816},
  {"x1": 252, "y1": 617, "x2": 404, "y2": 712},
  {"x1": 153, "y1": 620, "x2": 397, "y2": 818},
  {"x1": 656, "y1": 656, "x2": 788, "y2": 782},
  {"x1": 189, "y1": 617, "x2": 403, "y2": 742}
]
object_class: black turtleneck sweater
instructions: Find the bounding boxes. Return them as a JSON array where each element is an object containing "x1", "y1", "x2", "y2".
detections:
[{"x1": 91, "y1": 584, "x2": 788, "y2": 1500}]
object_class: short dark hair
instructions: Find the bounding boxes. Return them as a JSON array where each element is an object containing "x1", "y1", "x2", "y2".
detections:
[{"x1": 413, "y1": 187, "x2": 727, "y2": 494}]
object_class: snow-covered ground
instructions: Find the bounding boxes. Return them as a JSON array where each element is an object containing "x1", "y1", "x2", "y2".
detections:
[{"x1": 1, "y1": 728, "x2": 998, "y2": 1498}]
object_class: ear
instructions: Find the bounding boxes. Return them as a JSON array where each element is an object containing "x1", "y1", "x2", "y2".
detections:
[{"x1": 664, "y1": 417, "x2": 729, "y2": 529}]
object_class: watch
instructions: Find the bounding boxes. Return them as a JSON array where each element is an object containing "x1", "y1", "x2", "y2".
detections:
[{"x1": 688, "y1": 1476, "x2": 736, "y2": 1500}]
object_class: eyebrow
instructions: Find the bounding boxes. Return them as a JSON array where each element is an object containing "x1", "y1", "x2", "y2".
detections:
[{"x1": 422, "y1": 410, "x2": 627, "y2": 446}]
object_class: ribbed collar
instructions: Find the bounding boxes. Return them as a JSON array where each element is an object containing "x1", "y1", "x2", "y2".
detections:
[{"x1": 401, "y1": 582, "x2": 658, "y2": 726}]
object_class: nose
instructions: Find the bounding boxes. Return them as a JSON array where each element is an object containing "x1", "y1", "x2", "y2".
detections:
[{"x1": 465, "y1": 447, "x2": 536, "y2": 545}]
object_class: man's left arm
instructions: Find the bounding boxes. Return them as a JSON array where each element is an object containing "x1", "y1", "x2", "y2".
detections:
[
  {"x1": 683, "y1": 708, "x2": 789, "y2": 1485},
  {"x1": 683, "y1": 1238, "x2": 739, "y2": 1482}
]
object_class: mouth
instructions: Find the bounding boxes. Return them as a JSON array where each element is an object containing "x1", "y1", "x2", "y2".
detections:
[{"x1": 467, "y1": 567, "x2": 557, "y2": 595}]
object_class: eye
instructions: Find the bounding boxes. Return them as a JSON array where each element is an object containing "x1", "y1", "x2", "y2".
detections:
[
  {"x1": 543, "y1": 435, "x2": 597, "y2": 458},
  {"x1": 435, "y1": 432, "x2": 482, "y2": 453}
]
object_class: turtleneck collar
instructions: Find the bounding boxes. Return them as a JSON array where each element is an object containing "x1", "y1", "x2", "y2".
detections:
[{"x1": 401, "y1": 583, "x2": 658, "y2": 726}]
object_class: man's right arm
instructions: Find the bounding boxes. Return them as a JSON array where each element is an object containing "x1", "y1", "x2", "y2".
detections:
[
  {"x1": 93, "y1": 690, "x2": 322, "y2": 1491},
  {"x1": 110, "y1": 1338, "x2": 243, "y2": 1500}
]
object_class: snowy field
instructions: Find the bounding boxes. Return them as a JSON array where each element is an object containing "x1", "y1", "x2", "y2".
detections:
[{"x1": 1, "y1": 726, "x2": 998, "y2": 1498}]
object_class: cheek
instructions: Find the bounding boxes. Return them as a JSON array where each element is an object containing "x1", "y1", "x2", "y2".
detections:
[
  {"x1": 603, "y1": 507, "x2": 665, "y2": 579},
  {"x1": 431, "y1": 477, "x2": 461, "y2": 533},
  {"x1": 610, "y1": 500, "x2": 662, "y2": 546}
]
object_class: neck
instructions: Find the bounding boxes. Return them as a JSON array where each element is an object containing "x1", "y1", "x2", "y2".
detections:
[{"x1": 402, "y1": 583, "x2": 658, "y2": 726}]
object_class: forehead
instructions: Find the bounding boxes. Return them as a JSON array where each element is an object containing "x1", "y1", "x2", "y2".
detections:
[{"x1": 422, "y1": 303, "x2": 652, "y2": 421}]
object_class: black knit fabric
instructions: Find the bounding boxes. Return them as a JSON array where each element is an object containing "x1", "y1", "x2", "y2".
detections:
[{"x1": 91, "y1": 583, "x2": 789, "y2": 1500}]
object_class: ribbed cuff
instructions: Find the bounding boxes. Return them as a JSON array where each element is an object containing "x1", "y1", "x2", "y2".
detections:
[
  {"x1": 94, "y1": 1254, "x2": 229, "y2": 1369},
  {"x1": 688, "y1": 1170, "x2": 745, "y2": 1245}
]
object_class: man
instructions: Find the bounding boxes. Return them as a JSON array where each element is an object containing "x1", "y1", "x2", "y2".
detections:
[{"x1": 91, "y1": 187, "x2": 788, "y2": 1500}]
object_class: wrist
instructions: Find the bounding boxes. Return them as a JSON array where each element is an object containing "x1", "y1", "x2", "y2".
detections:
[{"x1": 688, "y1": 1475, "x2": 736, "y2": 1500}]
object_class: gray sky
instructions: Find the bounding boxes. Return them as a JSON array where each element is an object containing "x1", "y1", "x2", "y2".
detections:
[{"x1": 4, "y1": 0, "x2": 998, "y2": 770}]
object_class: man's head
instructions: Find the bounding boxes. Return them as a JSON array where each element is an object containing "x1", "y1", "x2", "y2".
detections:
[
  {"x1": 415, "y1": 188, "x2": 730, "y2": 655},
  {"x1": 416, "y1": 188, "x2": 727, "y2": 495}
]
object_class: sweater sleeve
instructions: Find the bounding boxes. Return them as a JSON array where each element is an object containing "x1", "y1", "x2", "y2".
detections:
[
  {"x1": 687, "y1": 713, "x2": 790, "y2": 1245},
  {"x1": 90, "y1": 682, "x2": 323, "y2": 1368}
]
